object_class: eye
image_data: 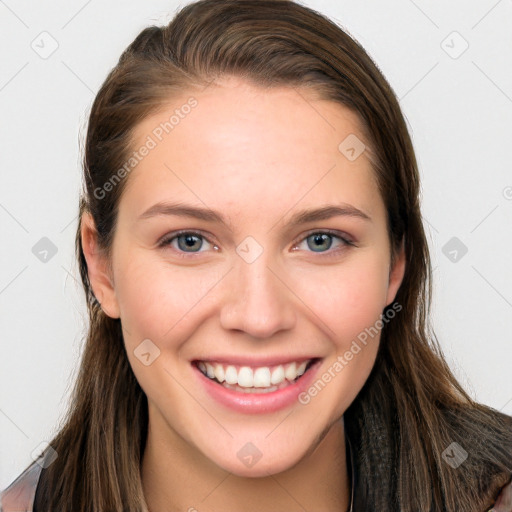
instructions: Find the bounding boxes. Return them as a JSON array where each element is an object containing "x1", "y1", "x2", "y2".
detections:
[
  {"x1": 158, "y1": 230, "x2": 217, "y2": 258},
  {"x1": 291, "y1": 230, "x2": 355, "y2": 257},
  {"x1": 158, "y1": 229, "x2": 355, "y2": 259}
]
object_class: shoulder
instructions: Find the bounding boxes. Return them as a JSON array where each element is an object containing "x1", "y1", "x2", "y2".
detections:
[
  {"x1": 0, "y1": 462, "x2": 43, "y2": 512},
  {"x1": 488, "y1": 476, "x2": 512, "y2": 512}
]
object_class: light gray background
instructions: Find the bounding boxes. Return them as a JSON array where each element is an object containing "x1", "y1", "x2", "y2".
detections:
[{"x1": 1, "y1": 0, "x2": 511, "y2": 488}]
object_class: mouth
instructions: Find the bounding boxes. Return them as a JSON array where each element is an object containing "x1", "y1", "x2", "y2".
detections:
[{"x1": 193, "y1": 358, "x2": 319, "y2": 394}]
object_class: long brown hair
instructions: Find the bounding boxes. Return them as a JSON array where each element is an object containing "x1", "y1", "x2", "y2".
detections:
[{"x1": 30, "y1": 0, "x2": 511, "y2": 510}]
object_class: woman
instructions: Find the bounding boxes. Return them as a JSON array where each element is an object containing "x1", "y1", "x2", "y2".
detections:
[{"x1": 1, "y1": 0, "x2": 511, "y2": 510}]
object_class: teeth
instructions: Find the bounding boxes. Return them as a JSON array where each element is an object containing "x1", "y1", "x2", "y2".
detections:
[
  {"x1": 238, "y1": 367, "x2": 253, "y2": 388},
  {"x1": 225, "y1": 365, "x2": 238, "y2": 385},
  {"x1": 253, "y1": 367, "x2": 271, "y2": 388},
  {"x1": 270, "y1": 365, "x2": 285, "y2": 385},
  {"x1": 296, "y1": 361, "x2": 307, "y2": 376},
  {"x1": 214, "y1": 363, "x2": 225, "y2": 383},
  {"x1": 205, "y1": 363, "x2": 215, "y2": 379},
  {"x1": 284, "y1": 362, "x2": 297, "y2": 381},
  {"x1": 198, "y1": 359, "x2": 312, "y2": 389}
]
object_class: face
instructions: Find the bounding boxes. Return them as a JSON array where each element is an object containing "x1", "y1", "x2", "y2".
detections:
[{"x1": 82, "y1": 76, "x2": 405, "y2": 477}]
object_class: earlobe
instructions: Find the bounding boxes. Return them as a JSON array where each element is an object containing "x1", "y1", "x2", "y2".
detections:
[
  {"x1": 385, "y1": 239, "x2": 406, "y2": 306},
  {"x1": 80, "y1": 212, "x2": 120, "y2": 319}
]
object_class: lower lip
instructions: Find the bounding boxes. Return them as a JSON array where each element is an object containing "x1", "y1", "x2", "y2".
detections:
[{"x1": 193, "y1": 359, "x2": 322, "y2": 414}]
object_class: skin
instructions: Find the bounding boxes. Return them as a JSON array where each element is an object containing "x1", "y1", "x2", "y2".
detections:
[{"x1": 82, "y1": 76, "x2": 406, "y2": 512}]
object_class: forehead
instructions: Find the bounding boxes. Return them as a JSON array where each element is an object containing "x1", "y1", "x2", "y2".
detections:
[{"x1": 120, "y1": 78, "x2": 383, "y2": 227}]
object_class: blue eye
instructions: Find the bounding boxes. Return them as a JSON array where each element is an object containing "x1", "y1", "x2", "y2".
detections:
[
  {"x1": 159, "y1": 230, "x2": 216, "y2": 256},
  {"x1": 292, "y1": 230, "x2": 355, "y2": 256},
  {"x1": 158, "y1": 229, "x2": 355, "y2": 259},
  {"x1": 304, "y1": 231, "x2": 350, "y2": 252}
]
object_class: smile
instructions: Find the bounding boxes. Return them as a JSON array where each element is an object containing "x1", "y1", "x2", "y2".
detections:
[
  {"x1": 194, "y1": 359, "x2": 317, "y2": 394},
  {"x1": 192, "y1": 357, "x2": 323, "y2": 413}
]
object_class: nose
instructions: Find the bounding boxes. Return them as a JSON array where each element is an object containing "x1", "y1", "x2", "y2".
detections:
[{"x1": 219, "y1": 252, "x2": 297, "y2": 339}]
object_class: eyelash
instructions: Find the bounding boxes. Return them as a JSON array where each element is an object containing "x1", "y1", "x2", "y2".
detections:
[{"x1": 158, "y1": 229, "x2": 356, "y2": 260}]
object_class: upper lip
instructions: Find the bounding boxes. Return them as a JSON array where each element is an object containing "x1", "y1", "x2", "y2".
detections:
[{"x1": 192, "y1": 356, "x2": 320, "y2": 367}]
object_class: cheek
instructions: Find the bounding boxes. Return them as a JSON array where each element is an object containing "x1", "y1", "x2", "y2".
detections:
[
  {"x1": 114, "y1": 254, "x2": 209, "y2": 401},
  {"x1": 113, "y1": 250, "x2": 222, "y2": 342},
  {"x1": 293, "y1": 253, "x2": 391, "y2": 344},
  {"x1": 294, "y1": 259, "x2": 389, "y2": 415}
]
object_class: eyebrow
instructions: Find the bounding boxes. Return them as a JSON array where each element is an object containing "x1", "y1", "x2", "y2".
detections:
[{"x1": 137, "y1": 201, "x2": 372, "y2": 228}]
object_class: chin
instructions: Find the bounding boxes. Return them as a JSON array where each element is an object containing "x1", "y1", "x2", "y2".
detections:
[{"x1": 204, "y1": 438, "x2": 311, "y2": 478}]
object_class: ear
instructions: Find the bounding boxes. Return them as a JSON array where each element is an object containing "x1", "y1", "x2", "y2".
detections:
[
  {"x1": 385, "y1": 238, "x2": 406, "y2": 306},
  {"x1": 81, "y1": 212, "x2": 120, "y2": 319}
]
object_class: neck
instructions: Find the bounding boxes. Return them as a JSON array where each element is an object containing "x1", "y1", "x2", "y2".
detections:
[{"x1": 141, "y1": 411, "x2": 351, "y2": 512}]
